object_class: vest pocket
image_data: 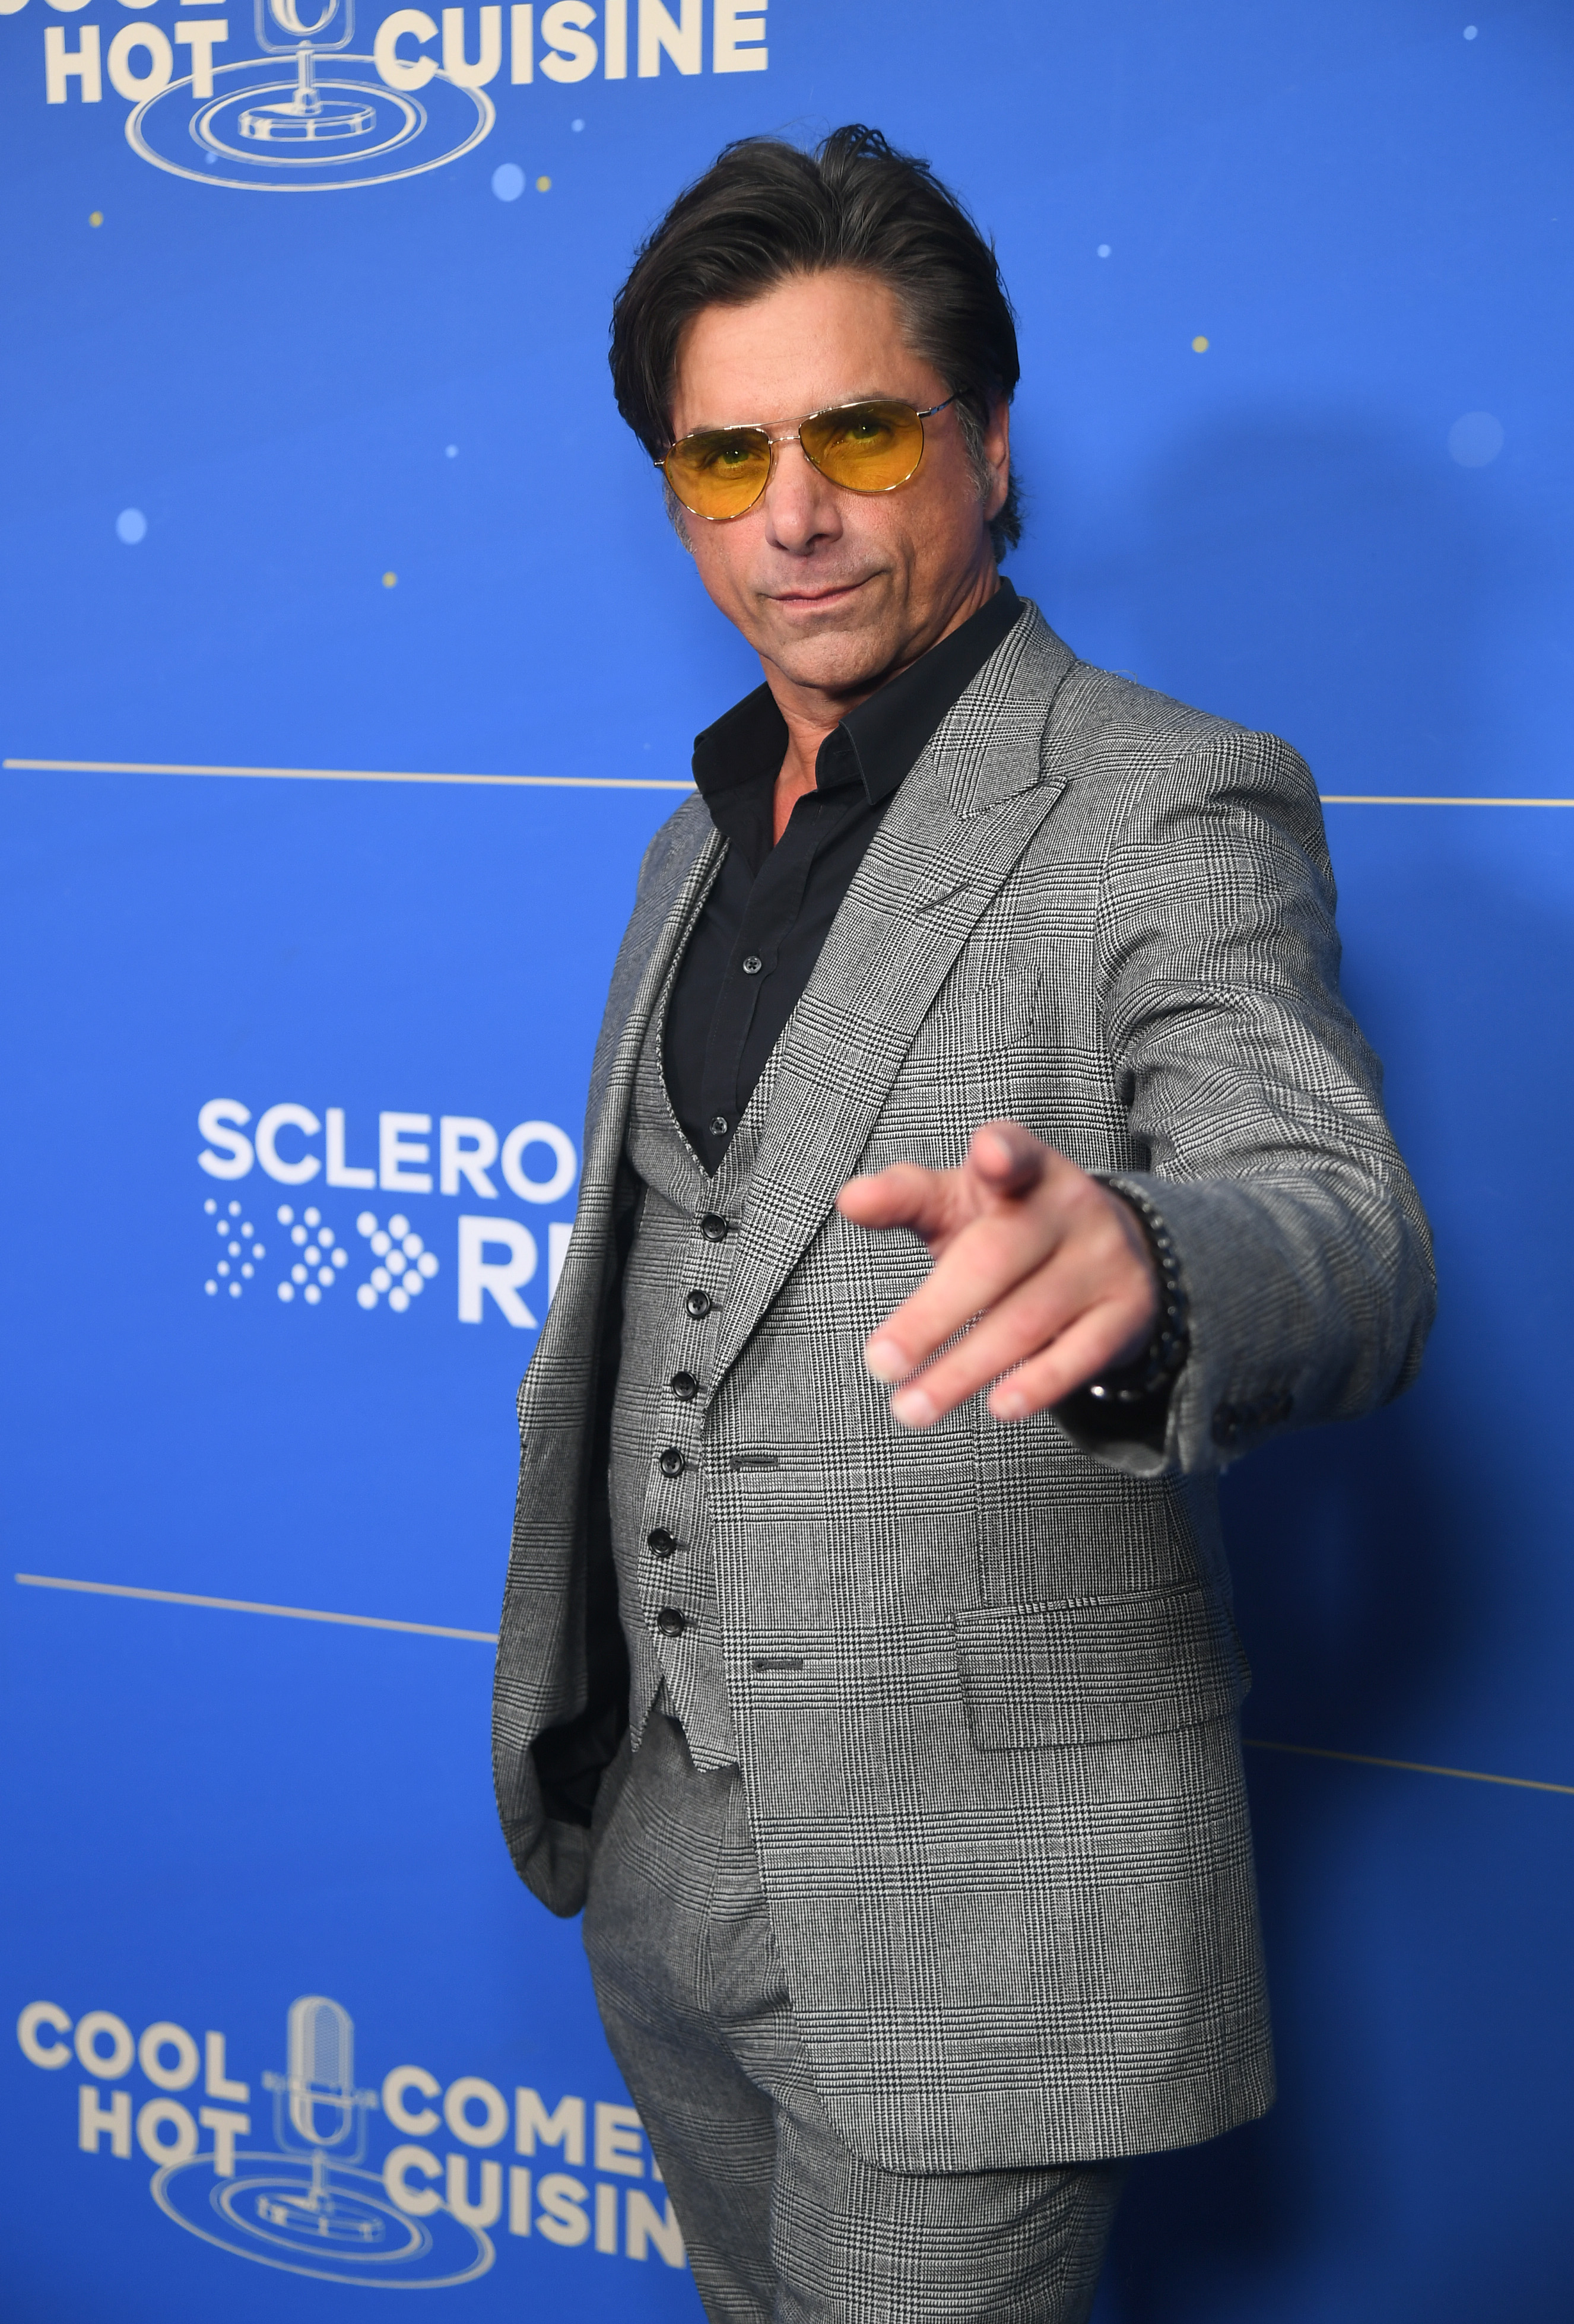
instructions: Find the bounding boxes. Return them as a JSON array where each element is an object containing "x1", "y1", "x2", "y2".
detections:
[{"x1": 951, "y1": 1582, "x2": 1248, "y2": 1751}]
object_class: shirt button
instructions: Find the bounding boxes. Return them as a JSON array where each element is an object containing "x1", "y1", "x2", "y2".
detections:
[
  {"x1": 647, "y1": 1529, "x2": 678, "y2": 1559},
  {"x1": 655, "y1": 1608, "x2": 686, "y2": 1639},
  {"x1": 709, "y1": 1115, "x2": 729, "y2": 1138},
  {"x1": 670, "y1": 1371, "x2": 699, "y2": 1402},
  {"x1": 658, "y1": 1447, "x2": 685, "y2": 1477},
  {"x1": 686, "y1": 1289, "x2": 713, "y2": 1319},
  {"x1": 700, "y1": 1213, "x2": 731, "y2": 1242},
  {"x1": 741, "y1": 955, "x2": 763, "y2": 976}
]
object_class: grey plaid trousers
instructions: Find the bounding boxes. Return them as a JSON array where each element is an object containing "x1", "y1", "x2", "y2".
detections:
[{"x1": 584, "y1": 1711, "x2": 1127, "y2": 2323}]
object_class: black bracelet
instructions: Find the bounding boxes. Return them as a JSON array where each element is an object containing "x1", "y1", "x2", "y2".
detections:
[{"x1": 1085, "y1": 1180, "x2": 1191, "y2": 1407}]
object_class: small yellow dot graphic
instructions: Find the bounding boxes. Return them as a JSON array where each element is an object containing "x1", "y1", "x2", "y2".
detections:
[
  {"x1": 536, "y1": 174, "x2": 551, "y2": 192},
  {"x1": 1192, "y1": 335, "x2": 1210, "y2": 353},
  {"x1": 382, "y1": 572, "x2": 398, "y2": 588},
  {"x1": 89, "y1": 211, "x2": 103, "y2": 227}
]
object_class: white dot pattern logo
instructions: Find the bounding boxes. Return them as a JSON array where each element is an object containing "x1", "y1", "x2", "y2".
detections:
[
  {"x1": 204, "y1": 1198, "x2": 351, "y2": 1306},
  {"x1": 204, "y1": 1197, "x2": 437, "y2": 1313},
  {"x1": 203, "y1": 1195, "x2": 264, "y2": 1298},
  {"x1": 355, "y1": 1211, "x2": 440, "y2": 1311},
  {"x1": 272, "y1": 1203, "x2": 351, "y2": 1304}
]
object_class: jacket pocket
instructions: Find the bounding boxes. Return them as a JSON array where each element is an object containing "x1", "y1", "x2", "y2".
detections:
[{"x1": 951, "y1": 1582, "x2": 1248, "y2": 1751}]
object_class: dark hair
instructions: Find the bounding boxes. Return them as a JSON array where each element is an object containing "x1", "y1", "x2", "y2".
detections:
[{"x1": 610, "y1": 125, "x2": 1023, "y2": 559}]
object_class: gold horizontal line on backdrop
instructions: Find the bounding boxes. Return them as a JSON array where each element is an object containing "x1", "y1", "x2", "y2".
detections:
[
  {"x1": 2, "y1": 756, "x2": 694, "y2": 794},
  {"x1": 12, "y1": 1570, "x2": 497, "y2": 1645},
  {"x1": 5, "y1": 758, "x2": 1573, "y2": 805},
  {"x1": 15, "y1": 1574, "x2": 1569, "y2": 1793},
  {"x1": 1243, "y1": 1736, "x2": 1573, "y2": 1797}
]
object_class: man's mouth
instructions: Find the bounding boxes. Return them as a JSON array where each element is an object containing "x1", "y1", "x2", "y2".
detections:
[{"x1": 767, "y1": 576, "x2": 876, "y2": 611}]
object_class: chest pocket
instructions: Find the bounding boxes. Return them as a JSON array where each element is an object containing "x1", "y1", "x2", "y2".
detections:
[{"x1": 901, "y1": 949, "x2": 1056, "y2": 1083}]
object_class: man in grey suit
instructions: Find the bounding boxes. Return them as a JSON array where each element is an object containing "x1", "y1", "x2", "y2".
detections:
[{"x1": 492, "y1": 126, "x2": 1433, "y2": 2321}]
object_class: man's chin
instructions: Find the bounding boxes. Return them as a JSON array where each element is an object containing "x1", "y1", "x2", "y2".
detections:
[{"x1": 758, "y1": 609, "x2": 908, "y2": 701}]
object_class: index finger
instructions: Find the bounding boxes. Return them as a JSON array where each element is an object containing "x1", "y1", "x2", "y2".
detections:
[{"x1": 863, "y1": 1204, "x2": 1067, "y2": 1384}]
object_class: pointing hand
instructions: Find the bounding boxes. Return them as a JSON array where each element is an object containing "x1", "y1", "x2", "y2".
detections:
[{"x1": 835, "y1": 1120, "x2": 1160, "y2": 1427}]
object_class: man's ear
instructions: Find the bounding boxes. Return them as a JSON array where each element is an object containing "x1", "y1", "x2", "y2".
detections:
[{"x1": 981, "y1": 396, "x2": 1011, "y2": 523}]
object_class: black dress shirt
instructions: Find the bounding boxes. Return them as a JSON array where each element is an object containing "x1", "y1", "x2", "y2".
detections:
[{"x1": 664, "y1": 582, "x2": 1025, "y2": 1172}]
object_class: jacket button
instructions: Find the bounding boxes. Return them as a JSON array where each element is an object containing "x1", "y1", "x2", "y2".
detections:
[
  {"x1": 647, "y1": 1529, "x2": 678, "y2": 1559},
  {"x1": 700, "y1": 1212, "x2": 730, "y2": 1242},
  {"x1": 670, "y1": 1371, "x2": 699, "y2": 1402},
  {"x1": 658, "y1": 1447, "x2": 685, "y2": 1477},
  {"x1": 686, "y1": 1289, "x2": 713, "y2": 1319},
  {"x1": 655, "y1": 1608, "x2": 686, "y2": 1639}
]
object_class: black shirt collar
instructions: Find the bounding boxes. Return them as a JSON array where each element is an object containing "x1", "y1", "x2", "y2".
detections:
[{"x1": 691, "y1": 580, "x2": 1023, "y2": 854}]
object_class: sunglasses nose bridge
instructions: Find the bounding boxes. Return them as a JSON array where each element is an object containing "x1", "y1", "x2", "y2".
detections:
[
  {"x1": 743, "y1": 427, "x2": 833, "y2": 517},
  {"x1": 764, "y1": 424, "x2": 839, "y2": 495},
  {"x1": 757, "y1": 424, "x2": 805, "y2": 481}
]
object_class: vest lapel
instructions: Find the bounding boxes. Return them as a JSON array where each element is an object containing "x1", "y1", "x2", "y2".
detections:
[{"x1": 575, "y1": 828, "x2": 722, "y2": 1244}]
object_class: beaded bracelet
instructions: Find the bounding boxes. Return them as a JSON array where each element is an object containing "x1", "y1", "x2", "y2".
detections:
[{"x1": 1085, "y1": 1179, "x2": 1191, "y2": 1407}]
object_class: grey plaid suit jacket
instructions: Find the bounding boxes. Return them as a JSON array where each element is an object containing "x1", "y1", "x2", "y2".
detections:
[{"x1": 493, "y1": 605, "x2": 1434, "y2": 2173}]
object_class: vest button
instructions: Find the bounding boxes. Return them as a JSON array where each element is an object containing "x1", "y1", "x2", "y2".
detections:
[
  {"x1": 700, "y1": 1213, "x2": 730, "y2": 1242},
  {"x1": 647, "y1": 1529, "x2": 678, "y2": 1558},
  {"x1": 709, "y1": 1115, "x2": 729, "y2": 1138},
  {"x1": 670, "y1": 1371, "x2": 699, "y2": 1401},
  {"x1": 741, "y1": 954, "x2": 763, "y2": 976},
  {"x1": 686, "y1": 1289, "x2": 713, "y2": 1319},
  {"x1": 658, "y1": 1447, "x2": 685, "y2": 1477},
  {"x1": 655, "y1": 1608, "x2": 686, "y2": 1639}
]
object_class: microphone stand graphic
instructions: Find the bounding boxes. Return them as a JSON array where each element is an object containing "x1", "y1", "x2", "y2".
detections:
[
  {"x1": 258, "y1": 1995, "x2": 380, "y2": 2243},
  {"x1": 126, "y1": 0, "x2": 494, "y2": 194},
  {"x1": 151, "y1": 1992, "x2": 494, "y2": 2284},
  {"x1": 243, "y1": 0, "x2": 376, "y2": 146}
]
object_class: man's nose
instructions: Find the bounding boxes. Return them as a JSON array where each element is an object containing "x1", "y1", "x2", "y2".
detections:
[{"x1": 760, "y1": 436, "x2": 843, "y2": 550}]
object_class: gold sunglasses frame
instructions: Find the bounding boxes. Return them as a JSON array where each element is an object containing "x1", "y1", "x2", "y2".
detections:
[{"x1": 658, "y1": 394, "x2": 957, "y2": 522}]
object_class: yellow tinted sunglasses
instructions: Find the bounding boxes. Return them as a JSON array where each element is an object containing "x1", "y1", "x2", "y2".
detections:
[{"x1": 660, "y1": 395, "x2": 956, "y2": 522}]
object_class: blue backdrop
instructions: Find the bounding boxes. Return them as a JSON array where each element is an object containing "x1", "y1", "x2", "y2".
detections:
[{"x1": 3, "y1": 3, "x2": 1570, "y2": 2316}]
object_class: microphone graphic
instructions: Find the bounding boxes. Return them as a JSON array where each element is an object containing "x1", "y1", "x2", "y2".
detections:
[
  {"x1": 242, "y1": 0, "x2": 376, "y2": 148},
  {"x1": 258, "y1": 1995, "x2": 379, "y2": 2241}
]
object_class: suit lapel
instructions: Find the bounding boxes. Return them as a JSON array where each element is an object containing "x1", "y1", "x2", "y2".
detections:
[{"x1": 707, "y1": 609, "x2": 1078, "y2": 1389}]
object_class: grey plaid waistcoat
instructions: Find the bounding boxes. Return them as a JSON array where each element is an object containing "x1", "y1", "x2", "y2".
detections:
[
  {"x1": 492, "y1": 605, "x2": 1435, "y2": 2174},
  {"x1": 610, "y1": 965, "x2": 780, "y2": 1771}
]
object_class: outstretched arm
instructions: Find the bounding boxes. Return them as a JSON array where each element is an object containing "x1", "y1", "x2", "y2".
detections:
[{"x1": 839, "y1": 725, "x2": 1434, "y2": 1474}]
